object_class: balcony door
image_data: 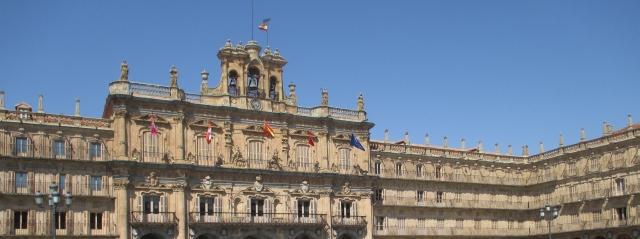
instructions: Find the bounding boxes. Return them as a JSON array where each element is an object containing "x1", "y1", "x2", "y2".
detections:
[
  {"x1": 141, "y1": 194, "x2": 165, "y2": 222},
  {"x1": 198, "y1": 196, "x2": 220, "y2": 223},
  {"x1": 249, "y1": 198, "x2": 271, "y2": 222},
  {"x1": 295, "y1": 199, "x2": 316, "y2": 223}
]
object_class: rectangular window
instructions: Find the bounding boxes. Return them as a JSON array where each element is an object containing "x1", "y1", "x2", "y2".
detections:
[
  {"x1": 143, "y1": 195, "x2": 161, "y2": 214},
  {"x1": 594, "y1": 210, "x2": 602, "y2": 221},
  {"x1": 340, "y1": 201, "x2": 352, "y2": 218},
  {"x1": 143, "y1": 132, "x2": 161, "y2": 162},
  {"x1": 53, "y1": 140, "x2": 65, "y2": 158},
  {"x1": 615, "y1": 178, "x2": 626, "y2": 193},
  {"x1": 54, "y1": 212, "x2": 66, "y2": 229},
  {"x1": 13, "y1": 211, "x2": 28, "y2": 229},
  {"x1": 436, "y1": 191, "x2": 444, "y2": 203},
  {"x1": 417, "y1": 191, "x2": 424, "y2": 203},
  {"x1": 418, "y1": 218, "x2": 426, "y2": 228},
  {"x1": 491, "y1": 220, "x2": 497, "y2": 229},
  {"x1": 456, "y1": 218, "x2": 463, "y2": 228},
  {"x1": 59, "y1": 175, "x2": 66, "y2": 193},
  {"x1": 15, "y1": 137, "x2": 29, "y2": 155},
  {"x1": 374, "y1": 162, "x2": 381, "y2": 175},
  {"x1": 376, "y1": 216, "x2": 385, "y2": 230},
  {"x1": 199, "y1": 196, "x2": 215, "y2": 215},
  {"x1": 196, "y1": 136, "x2": 214, "y2": 164},
  {"x1": 374, "y1": 189, "x2": 384, "y2": 202},
  {"x1": 398, "y1": 217, "x2": 405, "y2": 229},
  {"x1": 395, "y1": 163, "x2": 403, "y2": 176},
  {"x1": 296, "y1": 145, "x2": 310, "y2": 169},
  {"x1": 416, "y1": 164, "x2": 423, "y2": 177},
  {"x1": 248, "y1": 140, "x2": 263, "y2": 161},
  {"x1": 437, "y1": 218, "x2": 444, "y2": 228},
  {"x1": 297, "y1": 199, "x2": 311, "y2": 218},
  {"x1": 435, "y1": 166, "x2": 442, "y2": 179},
  {"x1": 89, "y1": 142, "x2": 102, "y2": 159},
  {"x1": 339, "y1": 148, "x2": 350, "y2": 171},
  {"x1": 90, "y1": 212, "x2": 103, "y2": 230},
  {"x1": 474, "y1": 219, "x2": 481, "y2": 229},
  {"x1": 15, "y1": 172, "x2": 27, "y2": 191},
  {"x1": 508, "y1": 220, "x2": 514, "y2": 229},
  {"x1": 90, "y1": 176, "x2": 102, "y2": 191},
  {"x1": 616, "y1": 207, "x2": 627, "y2": 220},
  {"x1": 250, "y1": 198, "x2": 265, "y2": 217}
]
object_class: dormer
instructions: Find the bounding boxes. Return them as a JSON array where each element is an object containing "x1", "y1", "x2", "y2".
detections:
[{"x1": 14, "y1": 102, "x2": 32, "y2": 119}]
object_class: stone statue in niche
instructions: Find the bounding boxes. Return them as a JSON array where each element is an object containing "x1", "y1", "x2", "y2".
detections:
[
  {"x1": 314, "y1": 161, "x2": 320, "y2": 173},
  {"x1": 145, "y1": 172, "x2": 159, "y2": 187},
  {"x1": 131, "y1": 148, "x2": 140, "y2": 161},
  {"x1": 321, "y1": 88, "x2": 329, "y2": 106},
  {"x1": 186, "y1": 152, "x2": 195, "y2": 162},
  {"x1": 254, "y1": 175, "x2": 264, "y2": 192},
  {"x1": 232, "y1": 146, "x2": 246, "y2": 167},
  {"x1": 120, "y1": 61, "x2": 129, "y2": 81},
  {"x1": 268, "y1": 151, "x2": 282, "y2": 170},
  {"x1": 331, "y1": 163, "x2": 338, "y2": 172},
  {"x1": 201, "y1": 176, "x2": 213, "y2": 190},
  {"x1": 215, "y1": 154, "x2": 224, "y2": 166}
]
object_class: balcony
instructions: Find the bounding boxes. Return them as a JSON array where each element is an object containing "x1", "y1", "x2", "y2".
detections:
[
  {"x1": 0, "y1": 221, "x2": 117, "y2": 237},
  {"x1": 378, "y1": 196, "x2": 529, "y2": 210},
  {"x1": 0, "y1": 141, "x2": 111, "y2": 161},
  {"x1": 373, "y1": 226, "x2": 530, "y2": 237},
  {"x1": 332, "y1": 216, "x2": 366, "y2": 228},
  {"x1": 189, "y1": 212, "x2": 326, "y2": 226},
  {"x1": 0, "y1": 180, "x2": 112, "y2": 197},
  {"x1": 375, "y1": 169, "x2": 528, "y2": 186},
  {"x1": 130, "y1": 212, "x2": 176, "y2": 225}
]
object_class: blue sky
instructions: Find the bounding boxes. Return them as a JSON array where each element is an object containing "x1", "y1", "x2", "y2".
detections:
[{"x1": 1, "y1": 0, "x2": 639, "y2": 155}]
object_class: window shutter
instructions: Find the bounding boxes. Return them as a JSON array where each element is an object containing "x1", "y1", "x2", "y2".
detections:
[
  {"x1": 160, "y1": 194, "x2": 167, "y2": 212},
  {"x1": 246, "y1": 197, "x2": 251, "y2": 213},
  {"x1": 311, "y1": 199, "x2": 316, "y2": 214},
  {"x1": 293, "y1": 199, "x2": 298, "y2": 217},
  {"x1": 195, "y1": 196, "x2": 201, "y2": 214},
  {"x1": 352, "y1": 201, "x2": 357, "y2": 217},
  {"x1": 138, "y1": 194, "x2": 143, "y2": 212},
  {"x1": 214, "y1": 196, "x2": 220, "y2": 213}
]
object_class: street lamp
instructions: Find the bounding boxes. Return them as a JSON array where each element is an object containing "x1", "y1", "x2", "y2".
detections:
[
  {"x1": 34, "y1": 182, "x2": 72, "y2": 239},
  {"x1": 539, "y1": 204, "x2": 559, "y2": 239}
]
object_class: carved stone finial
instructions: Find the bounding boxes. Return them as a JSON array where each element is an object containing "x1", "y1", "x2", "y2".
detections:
[
  {"x1": 74, "y1": 97, "x2": 80, "y2": 116},
  {"x1": 628, "y1": 114, "x2": 633, "y2": 127},
  {"x1": 559, "y1": 133, "x2": 565, "y2": 147},
  {"x1": 200, "y1": 69, "x2": 209, "y2": 91},
  {"x1": 522, "y1": 145, "x2": 529, "y2": 156},
  {"x1": 539, "y1": 141, "x2": 544, "y2": 153},
  {"x1": 507, "y1": 145, "x2": 513, "y2": 155},
  {"x1": 384, "y1": 129, "x2": 389, "y2": 143},
  {"x1": 273, "y1": 48, "x2": 280, "y2": 56},
  {"x1": 460, "y1": 138, "x2": 466, "y2": 149},
  {"x1": 224, "y1": 39, "x2": 232, "y2": 48},
  {"x1": 120, "y1": 61, "x2": 129, "y2": 81},
  {"x1": 37, "y1": 94, "x2": 44, "y2": 113},
  {"x1": 443, "y1": 136, "x2": 448, "y2": 148},
  {"x1": 424, "y1": 133, "x2": 429, "y2": 145},
  {"x1": 169, "y1": 65, "x2": 179, "y2": 87},
  {"x1": 288, "y1": 83, "x2": 297, "y2": 105},
  {"x1": 477, "y1": 140, "x2": 483, "y2": 152},
  {"x1": 494, "y1": 143, "x2": 500, "y2": 154},
  {"x1": 357, "y1": 94, "x2": 365, "y2": 111},
  {"x1": 0, "y1": 91, "x2": 5, "y2": 110},
  {"x1": 236, "y1": 41, "x2": 244, "y2": 50},
  {"x1": 403, "y1": 131, "x2": 410, "y2": 145},
  {"x1": 321, "y1": 88, "x2": 329, "y2": 106},
  {"x1": 580, "y1": 128, "x2": 586, "y2": 142}
]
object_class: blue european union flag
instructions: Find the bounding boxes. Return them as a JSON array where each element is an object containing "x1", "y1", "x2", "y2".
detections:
[{"x1": 350, "y1": 133, "x2": 366, "y2": 151}]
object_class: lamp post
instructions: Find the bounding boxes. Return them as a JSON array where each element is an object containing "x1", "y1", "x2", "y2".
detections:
[
  {"x1": 539, "y1": 204, "x2": 558, "y2": 239},
  {"x1": 34, "y1": 182, "x2": 72, "y2": 239}
]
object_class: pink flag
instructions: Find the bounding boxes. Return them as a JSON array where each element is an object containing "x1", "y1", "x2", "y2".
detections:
[{"x1": 205, "y1": 123, "x2": 213, "y2": 144}]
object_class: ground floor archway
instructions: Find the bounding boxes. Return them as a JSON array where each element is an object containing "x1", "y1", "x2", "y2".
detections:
[{"x1": 141, "y1": 233, "x2": 164, "y2": 239}]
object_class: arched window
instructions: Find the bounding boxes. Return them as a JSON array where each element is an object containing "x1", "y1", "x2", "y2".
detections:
[
  {"x1": 142, "y1": 132, "x2": 162, "y2": 163},
  {"x1": 247, "y1": 67, "x2": 260, "y2": 97},
  {"x1": 196, "y1": 136, "x2": 215, "y2": 166},
  {"x1": 268, "y1": 76, "x2": 278, "y2": 100},
  {"x1": 296, "y1": 145, "x2": 311, "y2": 171},
  {"x1": 228, "y1": 70, "x2": 238, "y2": 96},
  {"x1": 338, "y1": 148, "x2": 350, "y2": 172}
]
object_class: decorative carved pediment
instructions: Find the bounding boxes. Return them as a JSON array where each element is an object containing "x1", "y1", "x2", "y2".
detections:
[
  {"x1": 133, "y1": 114, "x2": 169, "y2": 124},
  {"x1": 240, "y1": 175, "x2": 275, "y2": 195},
  {"x1": 191, "y1": 176, "x2": 225, "y2": 192},
  {"x1": 290, "y1": 181, "x2": 319, "y2": 197},
  {"x1": 332, "y1": 134, "x2": 351, "y2": 142},
  {"x1": 188, "y1": 119, "x2": 222, "y2": 130},
  {"x1": 242, "y1": 125, "x2": 265, "y2": 135}
]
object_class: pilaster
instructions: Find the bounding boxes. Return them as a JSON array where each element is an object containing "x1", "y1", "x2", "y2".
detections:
[{"x1": 113, "y1": 176, "x2": 130, "y2": 239}]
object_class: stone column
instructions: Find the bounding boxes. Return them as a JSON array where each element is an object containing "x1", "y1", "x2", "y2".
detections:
[
  {"x1": 173, "y1": 181, "x2": 188, "y2": 239},
  {"x1": 113, "y1": 177, "x2": 130, "y2": 239}
]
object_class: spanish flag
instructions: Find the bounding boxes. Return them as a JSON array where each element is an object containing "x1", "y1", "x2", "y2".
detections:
[
  {"x1": 307, "y1": 131, "x2": 316, "y2": 146},
  {"x1": 258, "y1": 18, "x2": 270, "y2": 31},
  {"x1": 263, "y1": 121, "x2": 275, "y2": 137}
]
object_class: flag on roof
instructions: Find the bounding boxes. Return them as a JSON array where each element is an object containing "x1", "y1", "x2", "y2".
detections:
[
  {"x1": 258, "y1": 18, "x2": 270, "y2": 31},
  {"x1": 350, "y1": 133, "x2": 365, "y2": 151},
  {"x1": 263, "y1": 121, "x2": 275, "y2": 137}
]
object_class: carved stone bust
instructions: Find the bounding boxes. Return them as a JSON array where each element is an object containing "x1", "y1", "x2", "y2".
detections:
[
  {"x1": 341, "y1": 182, "x2": 351, "y2": 194},
  {"x1": 201, "y1": 175, "x2": 213, "y2": 190},
  {"x1": 145, "y1": 172, "x2": 159, "y2": 187},
  {"x1": 254, "y1": 175, "x2": 264, "y2": 192},
  {"x1": 300, "y1": 180, "x2": 310, "y2": 193}
]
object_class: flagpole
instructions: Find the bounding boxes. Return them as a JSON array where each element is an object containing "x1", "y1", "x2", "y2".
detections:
[
  {"x1": 251, "y1": 0, "x2": 254, "y2": 40},
  {"x1": 267, "y1": 30, "x2": 270, "y2": 48}
]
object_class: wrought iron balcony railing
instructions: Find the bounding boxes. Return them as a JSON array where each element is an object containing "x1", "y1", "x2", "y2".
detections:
[
  {"x1": 189, "y1": 212, "x2": 326, "y2": 226},
  {"x1": 331, "y1": 216, "x2": 366, "y2": 227},
  {"x1": 0, "y1": 180, "x2": 112, "y2": 197},
  {"x1": 0, "y1": 221, "x2": 117, "y2": 237}
]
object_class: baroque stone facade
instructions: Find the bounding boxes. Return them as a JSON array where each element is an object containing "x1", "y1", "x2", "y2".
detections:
[{"x1": 0, "y1": 40, "x2": 639, "y2": 239}]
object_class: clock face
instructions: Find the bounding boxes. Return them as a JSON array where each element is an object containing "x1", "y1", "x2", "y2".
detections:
[{"x1": 251, "y1": 98, "x2": 262, "y2": 110}]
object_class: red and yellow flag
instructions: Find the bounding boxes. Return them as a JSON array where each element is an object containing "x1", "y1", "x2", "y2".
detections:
[
  {"x1": 263, "y1": 121, "x2": 275, "y2": 137},
  {"x1": 307, "y1": 131, "x2": 316, "y2": 146}
]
